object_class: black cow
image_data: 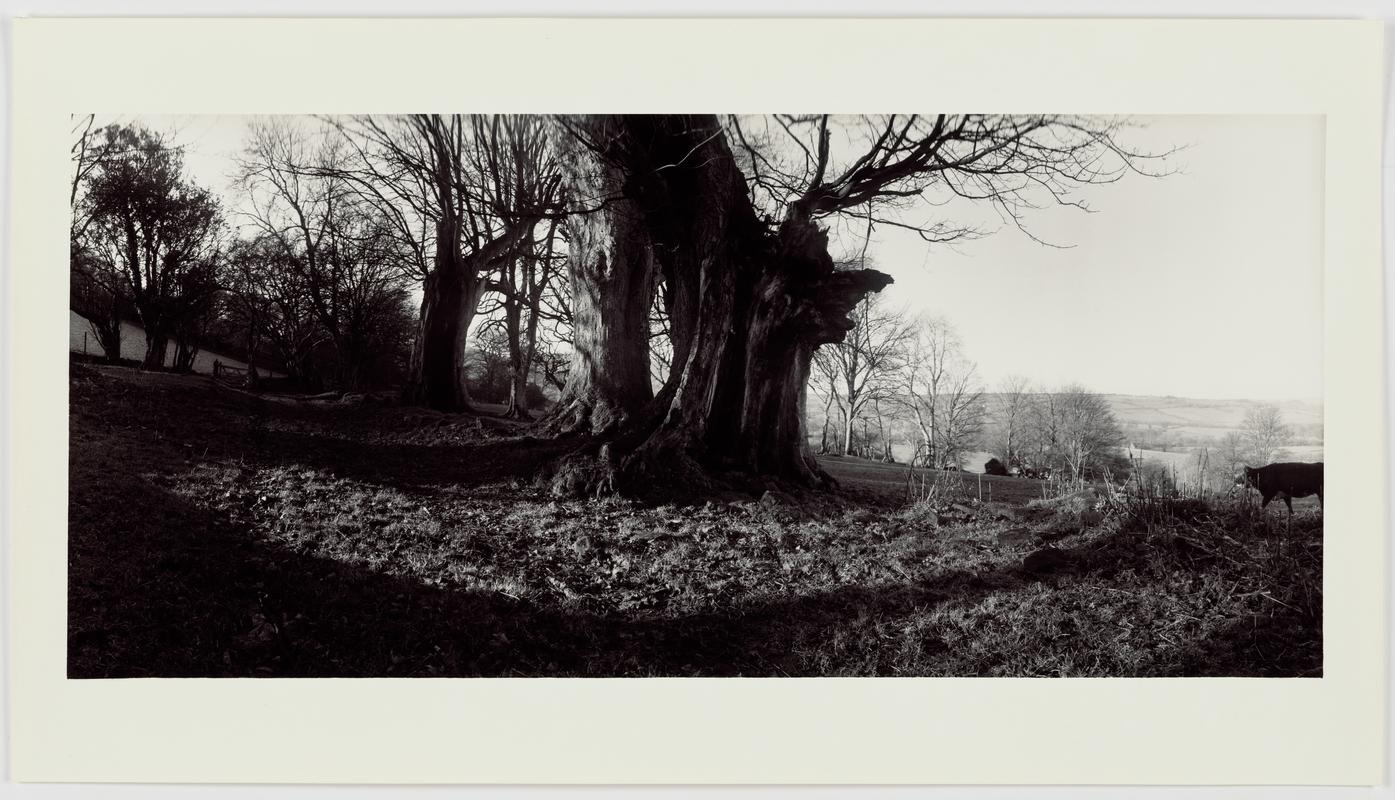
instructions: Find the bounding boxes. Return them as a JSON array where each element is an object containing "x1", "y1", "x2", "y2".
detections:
[{"x1": 1239, "y1": 462, "x2": 1324, "y2": 513}]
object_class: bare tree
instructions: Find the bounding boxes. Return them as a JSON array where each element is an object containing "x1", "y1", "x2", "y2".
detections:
[
  {"x1": 991, "y1": 374, "x2": 1033, "y2": 468},
  {"x1": 869, "y1": 396, "x2": 900, "y2": 462},
  {"x1": 647, "y1": 280, "x2": 674, "y2": 392},
  {"x1": 820, "y1": 293, "x2": 911, "y2": 456},
  {"x1": 69, "y1": 239, "x2": 126, "y2": 361},
  {"x1": 221, "y1": 236, "x2": 278, "y2": 383},
  {"x1": 1217, "y1": 430, "x2": 1250, "y2": 472},
  {"x1": 239, "y1": 124, "x2": 417, "y2": 389},
  {"x1": 530, "y1": 231, "x2": 576, "y2": 395},
  {"x1": 287, "y1": 115, "x2": 563, "y2": 409},
  {"x1": 534, "y1": 333, "x2": 571, "y2": 394},
  {"x1": 727, "y1": 115, "x2": 1170, "y2": 247},
  {"x1": 71, "y1": 115, "x2": 132, "y2": 240},
  {"x1": 462, "y1": 326, "x2": 513, "y2": 401},
  {"x1": 543, "y1": 117, "x2": 657, "y2": 435},
  {"x1": 936, "y1": 368, "x2": 987, "y2": 470},
  {"x1": 808, "y1": 346, "x2": 845, "y2": 455},
  {"x1": 898, "y1": 314, "x2": 984, "y2": 468},
  {"x1": 1021, "y1": 391, "x2": 1058, "y2": 473},
  {"x1": 234, "y1": 234, "x2": 326, "y2": 385},
  {"x1": 1053, "y1": 384, "x2": 1124, "y2": 480},
  {"x1": 167, "y1": 254, "x2": 223, "y2": 373},
  {"x1": 1242, "y1": 404, "x2": 1290, "y2": 465},
  {"x1": 484, "y1": 217, "x2": 565, "y2": 417}
]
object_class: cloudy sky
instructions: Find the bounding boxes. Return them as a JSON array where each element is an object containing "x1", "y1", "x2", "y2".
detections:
[{"x1": 92, "y1": 114, "x2": 1325, "y2": 402}]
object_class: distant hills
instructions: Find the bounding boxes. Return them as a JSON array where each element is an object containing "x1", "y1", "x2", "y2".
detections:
[
  {"x1": 972, "y1": 392, "x2": 1323, "y2": 441},
  {"x1": 806, "y1": 391, "x2": 1323, "y2": 473},
  {"x1": 1100, "y1": 394, "x2": 1323, "y2": 440}
]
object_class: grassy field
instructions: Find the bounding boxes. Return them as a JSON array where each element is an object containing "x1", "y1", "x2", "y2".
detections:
[
  {"x1": 819, "y1": 455, "x2": 1054, "y2": 506},
  {"x1": 69, "y1": 363, "x2": 1322, "y2": 677}
]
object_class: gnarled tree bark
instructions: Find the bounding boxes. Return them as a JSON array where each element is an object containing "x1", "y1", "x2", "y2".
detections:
[
  {"x1": 545, "y1": 115, "x2": 892, "y2": 497},
  {"x1": 545, "y1": 119, "x2": 656, "y2": 436}
]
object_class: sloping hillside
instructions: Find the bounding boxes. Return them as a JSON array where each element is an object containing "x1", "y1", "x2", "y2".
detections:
[{"x1": 69, "y1": 309, "x2": 284, "y2": 377}]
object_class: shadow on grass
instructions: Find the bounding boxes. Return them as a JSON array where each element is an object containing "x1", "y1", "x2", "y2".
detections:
[
  {"x1": 71, "y1": 366, "x2": 576, "y2": 495},
  {"x1": 70, "y1": 470, "x2": 1057, "y2": 677},
  {"x1": 67, "y1": 367, "x2": 1321, "y2": 678},
  {"x1": 250, "y1": 427, "x2": 576, "y2": 493},
  {"x1": 74, "y1": 471, "x2": 1296, "y2": 678}
]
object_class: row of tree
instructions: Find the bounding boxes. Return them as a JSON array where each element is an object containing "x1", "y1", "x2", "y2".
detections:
[
  {"x1": 70, "y1": 116, "x2": 571, "y2": 411},
  {"x1": 73, "y1": 113, "x2": 1162, "y2": 493},
  {"x1": 808, "y1": 296, "x2": 1303, "y2": 483},
  {"x1": 71, "y1": 123, "x2": 224, "y2": 372},
  {"x1": 810, "y1": 299, "x2": 989, "y2": 469},
  {"x1": 807, "y1": 296, "x2": 1126, "y2": 479}
]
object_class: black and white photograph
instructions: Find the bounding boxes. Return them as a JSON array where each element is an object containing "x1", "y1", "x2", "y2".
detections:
[{"x1": 65, "y1": 112, "x2": 1327, "y2": 679}]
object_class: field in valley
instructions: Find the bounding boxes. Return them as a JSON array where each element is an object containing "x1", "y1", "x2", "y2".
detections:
[{"x1": 69, "y1": 364, "x2": 1322, "y2": 678}]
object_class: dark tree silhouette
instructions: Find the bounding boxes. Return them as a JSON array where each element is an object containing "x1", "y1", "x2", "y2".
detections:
[
  {"x1": 69, "y1": 239, "x2": 126, "y2": 361},
  {"x1": 77, "y1": 124, "x2": 223, "y2": 369}
]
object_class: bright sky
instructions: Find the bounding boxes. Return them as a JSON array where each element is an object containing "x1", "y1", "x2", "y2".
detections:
[
  {"x1": 830, "y1": 115, "x2": 1325, "y2": 402},
  {"x1": 98, "y1": 114, "x2": 1325, "y2": 402}
]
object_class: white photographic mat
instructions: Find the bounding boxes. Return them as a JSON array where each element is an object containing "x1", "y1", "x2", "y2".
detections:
[{"x1": 8, "y1": 17, "x2": 1384, "y2": 785}]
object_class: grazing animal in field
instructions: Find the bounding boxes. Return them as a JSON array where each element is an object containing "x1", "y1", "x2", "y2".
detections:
[{"x1": 1239, "y1": 462, "x2": 1324, "y2": 513}]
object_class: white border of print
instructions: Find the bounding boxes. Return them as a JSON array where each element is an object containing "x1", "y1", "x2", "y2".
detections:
[{"x1": 5, "y1": 11, "x2": 1387, "y2": 790}]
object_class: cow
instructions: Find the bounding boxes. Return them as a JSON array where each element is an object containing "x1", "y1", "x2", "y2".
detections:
[{"x1": 1238, "y1": 462, "x2": 1324, "y2": 514}]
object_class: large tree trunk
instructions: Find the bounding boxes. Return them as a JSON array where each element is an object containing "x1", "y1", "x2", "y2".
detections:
[
  {"x1": 172, "y1": 338, "x2": 197, "y2": 373},
  {"x1": 505, "y1": 220, "x2": 556, "y2": 419},
  {"x1": 410, "y1": 266, "x2": 469, "y2": 410},
  {"x1": 545, "y1": 115, "x2": 892, "y2": 497},
  {"x1": 842, "y1": 402, "x2": 856, "y2": 457},
  {"x1": 410, "y1": 204, "x2": 539, "y2": 412},
  {"x1": 408, "y1": 216, "x2": 490, "y2": 411},
  {"x1": 244, "y1": 324, "x2": 261, "y2": 387},
  {"x1": 503, "y1": 296, "x2": 529, "y2": 419},
  {"x1": 142, "y1": 330, "x2": 168, "y2": 370},
  {"x1": 625, "y1": 209, "x2": 892, "y2": 494},
  {"x1": 135, "y1": 296, "x2": 169, "y2": 370},
  {"x1": 817, "y1": 389, "x2": 835, "y2": 454},
  {"x1": 505, "y1": 306, "x2": 542, "y2": 420},
  {"x1": 912, "y1": 408, "x2": 933, "y2": 468},
  {"x1": 92, "y1": 302, "x2": 122, "y2": 362},
  {"x1": 546, "y1": 122, "x2": 656, "y2": 435},
  {"x1": 876, "y1": 406, "x2": 893, "y2": 462}
]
